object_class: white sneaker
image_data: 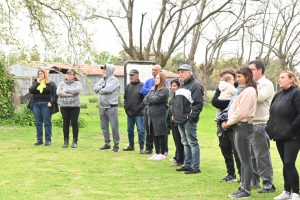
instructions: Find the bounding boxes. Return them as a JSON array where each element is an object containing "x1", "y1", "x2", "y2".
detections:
[
  {"x1": 153, "y1": 154, "x2": 165, "y2": 160},
  {"x1": 274, "y1": 191, "x2": 292, "y2": 200},
  {"x1": 148, "y1": 154, "x2": 158, "y2": 160},
  {"x1": 291, "y1": 193, "x2": 300, "y2": 200}
]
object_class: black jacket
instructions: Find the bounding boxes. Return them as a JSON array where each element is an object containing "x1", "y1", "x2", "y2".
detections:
[
  {"x1": 211, "y1": 88, "x2": 230, "y2": 111},
  {"x1": 124, "y1": 80, "x2": 145, "y2": 116},
  {"x1": 29, "y1": 80, "x2": 57, "y2": 104},
  {"x1": 173, "y1": 76, "x2": 204, "y2": 124},
  {"x1": 266, "y1": 86, "x2": 300, "y2": 140}
]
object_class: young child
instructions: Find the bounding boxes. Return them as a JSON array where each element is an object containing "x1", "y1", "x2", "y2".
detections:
[{"x1": 218, "y1": 74, "x2": 237, "y2": 101}]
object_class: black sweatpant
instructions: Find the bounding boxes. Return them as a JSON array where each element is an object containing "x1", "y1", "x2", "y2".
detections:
[
  {"x1": 154, "y1": 135, "x2": 166, "y2": 155},
  {"x1": 60, "y1": 107, "x2": 80, "y2": 142},
  {"x1": 276, "y1": 138, "x2": 300, "y2": 194},
  {"x1": 171, "y1": 122, "x2": 184, "y2": 164},
  {"x1": 144, "y1": 109, "x2": 154, "y2": 151},
  {"x1": 219, "y1": 129, "x2": 241, "y2": 176}
]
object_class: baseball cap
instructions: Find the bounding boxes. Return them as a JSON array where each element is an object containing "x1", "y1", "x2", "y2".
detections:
[
  {"x1": 129, "y1": 69, "x2": 139, "y2": 75},
  {"x1": 178, "y1": 64, "x2": 192, "y2": 71}
]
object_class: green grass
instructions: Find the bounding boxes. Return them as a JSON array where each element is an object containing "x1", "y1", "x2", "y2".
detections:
[{"x1": 0, "y1": 95, "x2": 299, "y2": 200}]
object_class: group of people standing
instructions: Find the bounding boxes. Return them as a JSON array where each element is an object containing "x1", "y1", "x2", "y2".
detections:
[
  {"x1": 213, "y1": 60, "x2": 300, "y2": 199},
  {"x1": 28, "y1": 60, "x2": 299, "y2": 199}
]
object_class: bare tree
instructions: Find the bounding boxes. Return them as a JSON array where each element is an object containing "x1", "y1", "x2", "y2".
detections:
[
  {"x1": 250, "y1": 0, "x2": 300, "y2": 70},
  {"x1": 86, "y1": 0, "x2": 233, "y2": 67}
]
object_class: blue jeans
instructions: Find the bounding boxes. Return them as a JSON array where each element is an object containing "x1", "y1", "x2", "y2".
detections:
[
  {"x1": 127, "y1": 115, "x2": 145, "y2": 149},
  {"x1": 32, "y1": 102, "x2": 52, "y2": 142},
  {"x1": 178, "y1": 121, "x2": 200, "y2": 170}
]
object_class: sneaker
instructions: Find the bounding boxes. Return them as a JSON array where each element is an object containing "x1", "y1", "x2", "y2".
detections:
[
  {"x1": 123, "y1": 146, "x2": 134, "y2": 151},
  {"x1": 153, "y1": 154, "x2": 165, "y2": 160},
  {"x1": 176, "y1": 166, "x2": 192, "y2": 172},
  {"x1": 258, "y1": 185, "x2": 276, "y2": 193},
  {"x1": 100, "y1": 144, "x2": 111, "y2": 151},
  {"x1": 221, "y1": 174, "x2": 237, "y2": 183},
  {"x1": 229, "y1": 188, "x2": 251, "y2": 198},
  {"x1": 291, "y1": 193, "x2": 300, "y2": 200},
  {"x1": 45, "y1": 141, "x2": 51, "y2": 146},
  {"x1": 34, "y1": 141, "x2": 43, "y2": 145},
  {"x1": 140, "y1": 149, "x2": 153, "y2": 154},
  {"x1": 112, "y1": 145, "x2": 119, "y2": 152},
  {"x1": 274, "y1": 191, "x2": 292, "y2": 200},
  {"x1": 71, "y1": 142, "x2": 77, "y2": 148},
  {"x1": 185, "y1": 168, "x2": 201, "y2": 174},
  {"x1": 148, "y1": 154, "x2": 158, "y2": 160}
]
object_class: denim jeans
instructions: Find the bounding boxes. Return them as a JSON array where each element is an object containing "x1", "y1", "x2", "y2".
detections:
[
  {"x1": 99, "y1": 107, "x2": 119, "y2": 146},
  {"x1": 232, "y1": 123, "x2": 253, "y2": 191},
  {"x1": 250, "y1": 124, "x2": 274, "y2": 189},
  {"x1": 178, "y1": 121, "x2": 200, "y2": 170},
  {"x1": 32, "y1": 102, "x2": 52, "y2": 142},
  {"x1": 127, "y1": 115, "x2": 145, "y2": 149}
]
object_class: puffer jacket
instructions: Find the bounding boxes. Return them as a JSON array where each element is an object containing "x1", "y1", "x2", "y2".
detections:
[
  {"x1": 173, "y1": 76, "x2": 204, "y2": 124},
  {"x1": 93, "y1": 64, "x2": 120, "y2": 108}
]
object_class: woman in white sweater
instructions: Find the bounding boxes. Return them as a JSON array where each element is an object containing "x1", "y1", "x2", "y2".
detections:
[{"x1": 222, "y1": 67, "x2": 257, "y2": 199}]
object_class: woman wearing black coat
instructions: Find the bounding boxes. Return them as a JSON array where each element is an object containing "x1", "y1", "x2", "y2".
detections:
[
  {"x1": 144, "y1": 72, "x2": 169, "y2": 161},
  {"x1": 266, "y1": 70, "x2": 300, "y2": 200}
]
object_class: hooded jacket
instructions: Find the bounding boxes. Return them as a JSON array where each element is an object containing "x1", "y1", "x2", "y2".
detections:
[
  {"x1": 93, "y1": 64, "x2": 119, "y2": 108},
  {"x1": 173, "y1": 75, "x2": 204, "y2": 124}
]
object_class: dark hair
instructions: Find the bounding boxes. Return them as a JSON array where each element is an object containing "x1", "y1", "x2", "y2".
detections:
[
  {"x1": 236, "y1": 67, "x2": 257, "y2": 92},
  {"x1": 170, "y1": 79, "x2": 180, "y2": 88},
  {"x1": 219, "y1": 68, "x2": 236, "y2": 79},
  {"x1": 249, "y1": 59, "x2": 265, "y2": 74},
  {"x1": 152, "y1": 72, "x2": 167, "y2": 91}
]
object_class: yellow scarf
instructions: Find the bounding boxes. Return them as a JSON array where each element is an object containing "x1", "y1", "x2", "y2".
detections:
[{"x1": 37, "y1": 80, "x2": 46, "y2": 93}]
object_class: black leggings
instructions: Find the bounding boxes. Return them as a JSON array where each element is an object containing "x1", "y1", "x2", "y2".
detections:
[
  {"x1": 276, "y1": 139, "x2": 300, "y2": 194},
  {"x1": 154, "y1": 135, "x2": 166, "y2": 155},
  {"x1": 60, "y1": 107, "x2": 80, "y2": 142}
]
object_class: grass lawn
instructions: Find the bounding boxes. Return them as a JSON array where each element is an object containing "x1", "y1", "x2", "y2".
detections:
[{"x1": 0, "y1": 95, "x2": 299, "y2": 200}]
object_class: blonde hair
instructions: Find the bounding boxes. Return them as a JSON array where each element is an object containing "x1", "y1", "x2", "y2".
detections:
[
  {"x1": 152, "y1": 72, "x2": 167, "y2": 91},
  {"x1": 281, "y1": 70, "x2": 300, "y2": 88},
  {"x1": 38, "y1": 69, "x2": 51, "y2": 84}
]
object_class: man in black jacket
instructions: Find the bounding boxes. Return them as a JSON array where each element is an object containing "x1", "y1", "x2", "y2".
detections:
[
  {"x1": 211, "y1": 68, "x2": 241, "y2": 182},
  {"x1": 123, "y1": 69, "x2": 145, "y2": 153},
  {"x1": 173, "y1": 64, "x2": 204, "y2": 174}
]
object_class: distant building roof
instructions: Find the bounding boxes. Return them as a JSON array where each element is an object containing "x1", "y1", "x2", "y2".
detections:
[{"x1": 13, "y1": 62, "x2": 179, "y2": 78}]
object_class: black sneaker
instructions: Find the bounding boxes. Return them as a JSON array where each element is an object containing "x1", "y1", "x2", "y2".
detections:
[
  {"x1": 221, "y1": 174, "x2": 237, "y2": 183},
  {"x1": 45, "y1": 141, "x2": 52, "y2": 146},
  {"x1": 185, "y1": 168, "x2": 201, "y2": 174},
  {"x1": 100, "y1": 144, "x2": 111, "y2": 151},
  {"x1": 123, "y1": 146, "x2": 134, "y2": 151},
  {"x1": 257, "y1": 185, "x2": 276, "y2": 193},
  {"x1": 112, "y1": 145, "x2": 119, "y2": 152},
  {"x1": 34, "y1": 141, "x2": 43, "y2": 145},
  {"x1": 140, "y1": 149, "x2": 153, "y2": 154},
  {"x1": 229, "y1": 188, "x2": 251, "y2": 198},
  {"x1": 176, "y1": 166, "x2": 192, "y2": 172}
]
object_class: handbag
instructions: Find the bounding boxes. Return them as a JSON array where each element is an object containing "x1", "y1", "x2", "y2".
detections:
[
  {"x1": 51, "y1": 102, "x2": 59, "y2": 114},
  {"x1": 27, "y1": 95, "x2": 34, "y2": 110}
]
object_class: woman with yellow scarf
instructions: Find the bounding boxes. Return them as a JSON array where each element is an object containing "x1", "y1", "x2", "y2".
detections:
[{"x1": 29, "y1": 69, "x2": 57, "y2": 146}]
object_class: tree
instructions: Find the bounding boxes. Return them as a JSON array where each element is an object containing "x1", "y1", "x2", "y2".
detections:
[
  {"x1": 0, "y1": 0, "x2": 92, "y2": 64},
  {"x1": 248, "y1": 0, "x2": 300, "y2": 70},
  {"x1": 86, "y1": 0, "x2": 233, "y2": 67},
  {"x1": 93, "y1": 51, "x2": 118, "y2": 65}
]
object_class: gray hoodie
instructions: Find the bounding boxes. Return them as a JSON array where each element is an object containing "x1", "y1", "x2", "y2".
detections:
[
  {"x1": 93, "y1": 64, "x2": 119, "y2": 108},
  {"x1": 57, "y1": 79, "x2": 82, "y2": 107}
]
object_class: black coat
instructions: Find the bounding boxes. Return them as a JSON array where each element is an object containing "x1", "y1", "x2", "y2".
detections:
[
  {"x1": 124, "y1": 80, "x2": 144, "y2": 116},
  {"x1": 266, "y1": 86, "x2": 300, "y2": 140},
  {"x1": 144, "y1": 87, "x2": 169, "y2": 136}
]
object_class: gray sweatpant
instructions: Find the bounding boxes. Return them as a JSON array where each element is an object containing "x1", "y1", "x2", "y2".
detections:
[
  {"x1": 250, "y1": 123, "x2": 274, "y2": 189},
  {"x1": 99, "y1": 107, "x2": 119, "y2": 146}
]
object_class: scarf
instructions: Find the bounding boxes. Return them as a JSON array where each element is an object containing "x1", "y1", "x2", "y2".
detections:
[{"x1": 37, "y1": 80, "x2": 46, "y2": 93}]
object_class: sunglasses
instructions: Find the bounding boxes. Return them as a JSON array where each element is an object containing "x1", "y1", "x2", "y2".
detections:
[{"x1": 100, "y1": 66, "x2": 106, "y2": 70}]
